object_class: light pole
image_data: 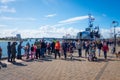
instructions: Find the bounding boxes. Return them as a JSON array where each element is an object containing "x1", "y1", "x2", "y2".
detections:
[{"x1": 112, "y1": 21, "x2": 119, "y2": 53}]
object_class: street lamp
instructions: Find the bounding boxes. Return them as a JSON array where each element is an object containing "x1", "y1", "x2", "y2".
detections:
[{"x1": 112, "y1": 21, "x2": 119, "y2": 53}]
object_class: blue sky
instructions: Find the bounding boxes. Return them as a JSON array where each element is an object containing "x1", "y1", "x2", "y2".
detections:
[{"x1": 0, "y1": 0, "x2": 120, "y2": 38}]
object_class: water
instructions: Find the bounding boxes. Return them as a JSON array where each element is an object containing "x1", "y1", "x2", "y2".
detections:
[
  {"x1": 0, "y1": 38, "x2": 62, "y2": 58},
  {"x1": 0, "y1": 39, "x2": 35, "y2": 58}
]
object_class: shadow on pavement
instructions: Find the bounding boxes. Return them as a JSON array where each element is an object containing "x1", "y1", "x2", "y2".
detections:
[
  {"x1": 11, "y1": 62, "x2": 27, "y2": 66},
  {"x1": 61, "y1": 58, "x2": 86, "y2": 61},
  {"x1": 37, "y1": 55, "x2": 53, "y2": 62},
  {"x1": 22, "y1": 59, "x2": 34, "y2": 62},
  {"x1": 21, "y1": 55, "x2": 53, "y2": 62},
  {"x1": 97, "y1": 58, "x2": 120, "y2": 62},
  {"x1": 0, "y1": 62, "x2": 7, "y2": 69},
  {"x1": 107, "y1": 55, "x2": 115, "y2": 58}
]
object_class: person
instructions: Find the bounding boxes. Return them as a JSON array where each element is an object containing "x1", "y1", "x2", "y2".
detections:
[
  {"x1": 61, "y1": 40, "x2": 68, "y2": 59},
  {"x1": 30, "y1": 44, "x2": 34, "y2": 60},
  {"x1": 7, "y1": 42, "x2": 11, "y2": 62},
  {"x1": 69, "y1": 43, "x2": 74, "y2": 60},
  {"x1": 40, "y1": 39, "x2": 46, "y2": 58},
  {"x1": 51, "y1": 41, "x2": 55, "y2": 54},
  {"x1": 47, "y1": 43, "x2": 51, "y2": 55},
  {"x1": 17, "y1": 41, "x2": 23, "y2": 59},
  {"x1": 0, "y1": 46, "x2": 2, "y2": 62},
  {"x1": 76, "y1": 40, "x2": 82, "y2": 57},
  {"x1": 85, "y1": 41, "x2": 90, "y2": 58},
  {"x1": 26, "y1": 42, "x2": 30, "y2": 59},
  {"x1": 33, "y1": 44, "x2": 37, "y2": 59},
  {"x1": 34, "y1": 40, "x2": 41, "y2": 59},
  {"x1": 97, "y1": 41, "x2": 103, "y2": 57},
  {"x1": 11, "y1": 42, "x2": 17, "y2": 62},
  {"x1": 102, "y1": 42, "x2": 109, "y2": 60},
  {"x1": 111, "y1": 45, "x2": 115, "y2": 54},
  {"x1": 55, "y1": 40, "x2": 61, "y2": 59}
]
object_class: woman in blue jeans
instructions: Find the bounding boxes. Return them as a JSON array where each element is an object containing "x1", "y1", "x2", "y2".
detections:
[{"x1": 102, "y1": 42, "x2": 109, "y2": 60}]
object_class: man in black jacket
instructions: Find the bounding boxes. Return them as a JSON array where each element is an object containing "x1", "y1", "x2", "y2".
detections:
[
  {"x1": 17, "y1": 41, "x2": 23, "y2": 59},
  {"x1": 11, "y1": 42, "x2": 17, "y2": 62},
  {"x1": 7, "y1": 42, "x2": 11, "y2": 62},
  {"x1": 61, "y1": 40, "x2": 68, "y2": 59}
]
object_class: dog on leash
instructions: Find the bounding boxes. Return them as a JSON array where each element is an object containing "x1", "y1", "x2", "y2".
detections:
[{"x1": 115, "y1": 51, "x2": 120, "y2": 59}]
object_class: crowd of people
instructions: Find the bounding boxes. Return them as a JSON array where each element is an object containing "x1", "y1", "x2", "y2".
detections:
[{"x1": 0, "y1": 39, "x2": 119, "y2": 63}]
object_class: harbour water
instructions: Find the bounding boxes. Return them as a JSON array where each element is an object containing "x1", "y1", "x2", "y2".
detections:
[
  {"x1": 0, "y1": 38, "x2": 63, "y2": 58},
  {"x1": 0, "y1": 39, "x2": 36, "y2": 58},
  {"x1": 0, "y1": 39, "x2": 54, "y2": 58}
]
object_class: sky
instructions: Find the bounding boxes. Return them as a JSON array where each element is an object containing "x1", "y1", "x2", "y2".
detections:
[{"x1": 0, "y1": 0, "x2": 120, "y2": 38}]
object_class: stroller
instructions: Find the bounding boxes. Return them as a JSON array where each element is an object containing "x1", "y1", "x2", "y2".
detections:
[{"x1": 88, "y1": 47, "x2": 97, "y2": 61}]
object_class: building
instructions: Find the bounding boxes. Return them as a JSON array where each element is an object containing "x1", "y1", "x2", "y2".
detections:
[
  {"x1": 16, "y1": 34, "x2": 21, "y2": 40},
  {"x1": 63, "y1": 34, "x2": 76, "y2": 39},
  {"x1": 77, "y1": 31, "x2": 92, "y2": 40}
]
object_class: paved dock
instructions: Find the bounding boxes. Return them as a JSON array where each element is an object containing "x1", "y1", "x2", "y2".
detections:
[{"x1": 0, "y1": 49, "x2": 120, "y2": 80}]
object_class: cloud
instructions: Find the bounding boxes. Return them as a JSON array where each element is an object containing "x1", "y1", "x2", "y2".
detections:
[
  {"x1": 0, "y1": 25, "x2": 80, "y2": 38},
  {"x1": 0, "y1": 0, "x2": 15, "y2": 4},
  {"x1": 100, "y1": 28, "x2": 110, "y2": 38},
  {"x1": 1, "y1": 25, "x2": 119, "y2": 39},
  {"x1": 0, "y1": 24, "x2": 7, "y2": 28},
  {"x1": 45, "y1": 14, "x2": 56, "y2": 18},
  {"x1": 0, "y1": 24, "x2": 6, "y2": 26},
  {"x1": 0, "y1": 5, "x2": 16, "y2": 13},
  {"x1": 0, "y1": 29, "x2": 17, "y2": 38},
  {"x1": 0, "y1": 15, "x2": 83, "y2": 38},
  {"x1": 59, "y1": 15, "x2": 89, "y2": 23},
  {"x1": 100, "y1": 27, "x2": 120, "y2": 38},
  {"x1": 0, "y1": 14, "x2": 116, "y2": 39},
  {"x1": 0, "y1": 16, "x2": 36, "y2": 21},
  {"x1": 0, "y1": 0, "x2": 16, "y2": 14}
]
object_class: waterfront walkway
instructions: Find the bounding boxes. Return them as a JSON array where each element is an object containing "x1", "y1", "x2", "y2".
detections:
[{"x1": 0, "y1": 48, "x2": 120, "y2": 80}]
